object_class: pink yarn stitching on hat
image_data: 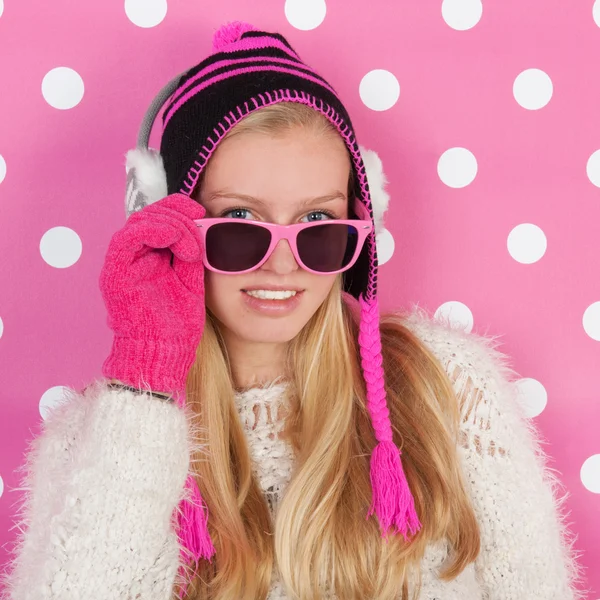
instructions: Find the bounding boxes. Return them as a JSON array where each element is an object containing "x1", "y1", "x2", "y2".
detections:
[{"x1": 212, "y1": 21, "x2": 258, "y2": 53}]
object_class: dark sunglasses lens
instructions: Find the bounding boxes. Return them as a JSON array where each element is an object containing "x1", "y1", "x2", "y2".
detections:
[
  {"x1": 206, "y1": 222, "x2": 271, "y2": 272},
  {"x1": 297, "y1": 223, "x2": 359, "y2": 272}
]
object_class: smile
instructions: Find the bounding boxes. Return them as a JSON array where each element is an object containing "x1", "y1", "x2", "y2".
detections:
[{"x1": 243, "y1": 289, "x2": 298, "y2": 300}]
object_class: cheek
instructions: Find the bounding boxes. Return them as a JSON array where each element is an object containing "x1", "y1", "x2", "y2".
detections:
[
  {"x1": 204, "y1": 270, "x2": 239, "y2": 315},
  {"x1": 308, "y1": 273, "x2": 338, "y2": 304}
]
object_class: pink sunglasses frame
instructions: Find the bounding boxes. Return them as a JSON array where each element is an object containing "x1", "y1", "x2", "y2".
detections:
[{"x1": 193, "y1": 216, "x2": 373, "y2": 275}]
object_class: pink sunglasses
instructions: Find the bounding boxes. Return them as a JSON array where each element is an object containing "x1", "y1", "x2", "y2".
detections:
[{"x1": 193, "y1": 204, "x2": 373, "y2": 275}]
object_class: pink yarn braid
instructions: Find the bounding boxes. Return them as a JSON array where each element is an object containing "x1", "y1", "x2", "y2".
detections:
[
  {"x1": 358, "y1": 294, "x2": 422, "y2": 542},
  {"x1": 174, "y1": 474, "x2": 216, "y2": 599}
]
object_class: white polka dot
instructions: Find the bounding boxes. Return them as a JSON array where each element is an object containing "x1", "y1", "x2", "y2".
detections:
[
  {"x1": 594, "y1": 1, "x2": 600, "y2": 27},
  {"x1": 0, "y1": 154, "x2": 6, "y2": 184},
  {"x1": 434, "y1": 301, "x2": 474, "y2": 333},
  {"x1": 376, "y1": 228, "x2": 395, "y2": 266},
  {"x1": 40, "y1": 227, "x2": 83, "y2": 268},
  {"x1": 285, "y1": 0, "x2": 326, "y2": 30},
  {"x1": 0, "y1": 315, "x2": 4, "y2": 339},
  {"x1": 441, "y1": 0, "x2": 483, "y2": 31},
  {"x1": 0, "y1": 474, "x2": 3, "y2": 498},
  {"x1": 583, "y1": 302, "x2": 600, "y2": 341},
  {"x1": 40, "y1": 386, "x2": 71, "y2": 421},
  {"x1": 581, "y1": 454, "x2": 600, "y2": 494},
  {"x1": 0, "y1": 1, "x2": 4, "y2": 19},
  {"x1": 515, "y1": 378, "x2": 548, "y2": 418},
  {"x1": 507, "y1": 223, "x2": 547, "y2": 264},
  {"x1": 437, "y1": 147, "x2": 477, "y2": 188},
  {"x1": 125, "y1": 0, "x2": 167, "y2": 28},
  {"x1": 586, "y1": 149, "x2": 600, "y2": 188},
  {"x1": 359, "y1": 70, "x2": 400, "y2": 112},
  {"x1": 42, "y1": 67, "x2": 84, "y2": 110},
  {"x1": 513, "y1": 68, "x2": 553, "y2": 110}
]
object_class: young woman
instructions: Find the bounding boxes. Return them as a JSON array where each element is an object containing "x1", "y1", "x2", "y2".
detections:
[{"x1": 1, "y1": 21, "x2": 586, "y2": 600}]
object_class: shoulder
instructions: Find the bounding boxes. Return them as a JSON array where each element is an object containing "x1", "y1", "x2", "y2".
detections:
[
  {"x1": 396, "y1": 315, "x2": 589, "y2": 598},
  {"x1": 398, "y1": 305, "x2": 524, "y2": 433},
  {"x1": 399, "y1": 304, "x2": 520, "y2": 388}
]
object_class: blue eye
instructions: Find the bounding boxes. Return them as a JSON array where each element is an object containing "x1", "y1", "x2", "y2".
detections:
[
  {"x1": 221, "y1": 207, "x2": 252, "y2": 219},
  {"x1": 300, "y1": 210, "x2": 337, "y2": 223}
]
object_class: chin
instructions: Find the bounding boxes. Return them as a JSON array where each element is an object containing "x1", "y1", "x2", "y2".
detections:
[{"x1": 232, "y1": 320, "x2": 306, "y2": 344}]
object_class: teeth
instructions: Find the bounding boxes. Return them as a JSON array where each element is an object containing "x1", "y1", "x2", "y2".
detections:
[{"x1": 245, "y1": 289, "x2": 298, "y2": 300}]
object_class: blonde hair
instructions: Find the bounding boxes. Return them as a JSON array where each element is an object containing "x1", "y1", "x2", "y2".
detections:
[{"x1": 181, "y1": 102, "x2": 481, "y2": 599}]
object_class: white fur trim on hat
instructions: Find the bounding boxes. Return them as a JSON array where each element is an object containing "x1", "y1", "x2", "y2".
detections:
[
  {"x1": 124, "y1": 148, "x2": 168, "y2": 217},
  {"x1": 359, "y1": 146, "x2": 390, "y2": 235}
]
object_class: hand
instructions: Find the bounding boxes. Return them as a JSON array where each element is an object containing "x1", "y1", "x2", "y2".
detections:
[{"x1": 99, "y1": 193, "x2": 207, "y2": 404}]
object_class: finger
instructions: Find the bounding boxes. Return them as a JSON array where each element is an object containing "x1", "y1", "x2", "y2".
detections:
[
  {"x1": 101, "y1": 223, "x2": 176, "y2": 288},
  {"x1": 135, "y1": 202, "x2": 204, "y2": 263},
  {"x1": 145, "y1": 193, "x2": 206, "y2": 221},
  {"x1": 112, "y1": 218, "x2": 184, "y2": 254},
  {"x1": 172, "y1": 255, "x2": 205, "y2": 297}
]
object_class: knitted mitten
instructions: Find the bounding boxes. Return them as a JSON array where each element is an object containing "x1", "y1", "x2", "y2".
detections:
[{"x1": 99, "y1": 193, "x2": 206, "y2": 406}]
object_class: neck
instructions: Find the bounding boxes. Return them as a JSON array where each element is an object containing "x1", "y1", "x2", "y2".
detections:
[{"x1": 223, "y1": 331, "x2": 288, "y2": 391}]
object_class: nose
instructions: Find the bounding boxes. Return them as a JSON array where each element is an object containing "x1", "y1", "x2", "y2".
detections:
[{"x1": 261, "y1": 239, "x2": 299, "y2": 274}]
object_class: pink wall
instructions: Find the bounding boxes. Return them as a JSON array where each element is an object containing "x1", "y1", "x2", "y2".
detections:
[{"x1": 0, "y1": 0, "x2": 598, "y2": 596}]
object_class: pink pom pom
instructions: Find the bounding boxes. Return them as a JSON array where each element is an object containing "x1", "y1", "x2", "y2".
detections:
[{"x1": 212, "y1": 21, "x2": 257, "y2": 52}]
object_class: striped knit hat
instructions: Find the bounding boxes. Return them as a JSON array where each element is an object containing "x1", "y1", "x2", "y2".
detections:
[{"x1": 124, "y1": 20, "x2": 421, "y2": 597}]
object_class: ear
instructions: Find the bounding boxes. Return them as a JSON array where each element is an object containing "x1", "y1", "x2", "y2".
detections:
[
  {"x1": 124, "y1": 147, "x2": 168, "y2": 218},
  {"x1": 359, "y1": 146, "x2": 390, "y2": 235}
]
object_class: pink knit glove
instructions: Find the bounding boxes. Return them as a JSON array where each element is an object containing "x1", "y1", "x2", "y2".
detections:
[{"x1": 99, "y1": 193, "x2": 206, "y2": 405}]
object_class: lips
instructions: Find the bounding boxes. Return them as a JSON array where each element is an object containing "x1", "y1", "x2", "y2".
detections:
[
  {"x1": 241, "y1": 285, "x2": 304, "y2": 292},
  {"x1": 241, "y1": 288, "x2": 304, "y2": 316}
]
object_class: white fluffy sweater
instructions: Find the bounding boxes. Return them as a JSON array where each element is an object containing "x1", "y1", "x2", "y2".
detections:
[{"x1": 0, "y1": 308, "x2": 588, "y2": 599}]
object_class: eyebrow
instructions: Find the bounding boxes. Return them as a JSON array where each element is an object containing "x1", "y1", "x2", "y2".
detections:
[{"x1": 205, "y1": 191, "x2": 347, "y2": 207}]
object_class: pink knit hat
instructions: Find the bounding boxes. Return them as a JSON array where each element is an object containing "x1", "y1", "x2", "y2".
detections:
[{"x1": 124, "y1": 20, "x2": 421, "y2": 598}]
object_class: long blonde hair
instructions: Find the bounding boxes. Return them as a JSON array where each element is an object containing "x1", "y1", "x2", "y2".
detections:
[{"x1": 181, "y1": 102, "x2": 481, "y2": 599}]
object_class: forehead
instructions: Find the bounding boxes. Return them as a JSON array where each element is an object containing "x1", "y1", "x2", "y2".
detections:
[{"x1": 200, "y1": 129, "x2": 352, "y2": 199}]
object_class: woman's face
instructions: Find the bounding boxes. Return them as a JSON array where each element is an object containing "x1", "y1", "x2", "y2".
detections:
[{"x1": 195, "y1": 126, "x2": 351, "y2": 346}]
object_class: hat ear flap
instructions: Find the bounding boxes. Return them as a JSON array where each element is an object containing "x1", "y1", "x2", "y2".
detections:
[
  {"x1": 124, "y1": 148, "x2": 169, "y2": 218},
  {"x1": 359, "y1": 146, "x2": 390, "y2": 236}
]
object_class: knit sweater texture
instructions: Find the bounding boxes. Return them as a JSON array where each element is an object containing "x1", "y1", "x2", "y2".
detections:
[{"x1": 0, "y1": 308, "x2": 587, "y2": 599}]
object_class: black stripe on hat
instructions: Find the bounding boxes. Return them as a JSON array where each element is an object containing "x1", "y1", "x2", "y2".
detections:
[
  {"x1": 179, "y1": 44, "x2": 305, "y2": 85},
  {"x1": 164, "y1": 58, "x2": 335, "y2": 122},
  {"x1": 239, "y1": 30, "x2": 300, "y2": 55}
]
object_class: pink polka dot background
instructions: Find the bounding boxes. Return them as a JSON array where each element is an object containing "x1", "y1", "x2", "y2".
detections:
[{"x1": 0, "y1": 0, "x2": 599, "y2": 595}]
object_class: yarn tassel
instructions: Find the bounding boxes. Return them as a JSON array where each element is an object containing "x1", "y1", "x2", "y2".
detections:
[
  {"x1": 175, "y1": 474, "x2": 216, "y2": 599},
  {"x1": 367, "y1": 440, "x2": 422, "y2": 542},
  {"x1": 358, "y1": 293, "x2": 422, "y2": 543}
]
